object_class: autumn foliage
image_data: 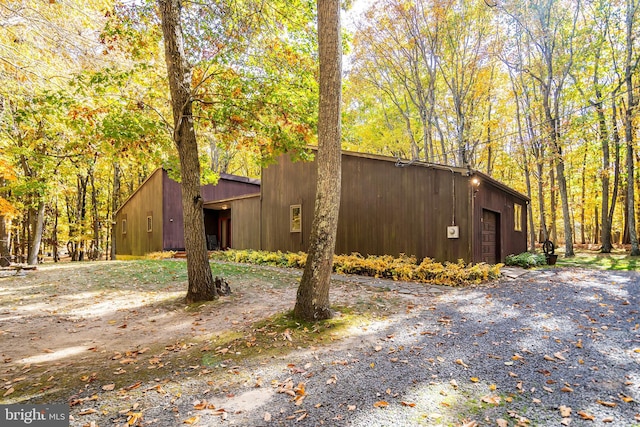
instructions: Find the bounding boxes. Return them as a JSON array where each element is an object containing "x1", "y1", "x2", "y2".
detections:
[{"x1": 211, "y1": 249, "x2": 502, "y2": 286}]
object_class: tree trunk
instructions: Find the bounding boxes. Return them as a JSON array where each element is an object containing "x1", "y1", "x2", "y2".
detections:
[
  {"x1": 598, "y1": 96, "x2": 612, "y2": 251},
  {"x1": 0, "y1": 214, "x2": 11, "y2": 267},
  {"x1": 581, "y1": 149, "x2": 587, "y2": 245},
  {"x1": 609, "y1": 99, "x2": 622, "y2": 247},
  {"x1": 110, "y1": 162, "x2": 121, "y2": 260},
  {"x1": 523, "y1": 151, "x2": 536, "y2": 252},
  {"x1": 624, "y1": 0, "x2": 639, "y2": 256},
  {"x1": 27, "y1": 200, "x2": 45, "y2": 265},
  {"x1": 158, "y1": 0, "x2": 217, "y2": 302},
  {"x1": 549, "y1": 162, "x2": 557, "y2": 244},
  {"x1": 294, "y1": 0, "x2": 342, "y2": 321}
]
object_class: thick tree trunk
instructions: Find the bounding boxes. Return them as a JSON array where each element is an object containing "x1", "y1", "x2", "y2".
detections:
[
  {"x1": 294, "y1": 0, "x2": 342, "y2": 321},
  {"x1": 158, "y1": 0, "x2": 217, "y2": 302}
]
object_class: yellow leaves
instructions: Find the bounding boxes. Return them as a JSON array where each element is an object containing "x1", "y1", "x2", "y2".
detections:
[
  {"x1": 127, "y1": 412, "x2": 143, "y2": 425},
  {"x1": 470, "y1": 377, "x2": 479, "y2": 383},
  {"x1": 620, "y1": 395, "x2": 634, "y2": 403},
  {"x1": 373, "y1": 400, "x2": 388, "y2": 408},
  {"x1": 183, "y1": 415, "x2": 200, "y2": 424}
]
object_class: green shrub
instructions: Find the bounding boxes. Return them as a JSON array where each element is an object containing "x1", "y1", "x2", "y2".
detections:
[
  {"x1": 212, "y1": 249, "x2": 502, "y2": 286},
  {"x1": 505, "y1": 252, "x2": 546, "y2": 268}
]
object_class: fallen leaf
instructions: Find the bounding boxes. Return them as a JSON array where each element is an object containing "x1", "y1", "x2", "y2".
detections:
[
  {"x1": 561, "y1": 386, "x2": 574, "y2": 393},
  {"x1": 554, "y1": 352, "x2": 567, "y2": 361},
  {"x1": 577, "y1": 411, "x2": 595, "y2": 421},
  {"x1": 78, "y1": 408, "x2": 97, "y2": 416},
  {"x1": 347, "y1": 405, "x2": 356, "y2": 411},
  {"x1": 559, "y1": 405, "x2": 571, "y2": 417},
  {"x1": 401, "y1": 401, "x2": 416, "y2": 407},
  {"x1": 561, "y1": 418, "x2": 571, "y2": 426},
  {"x1": 620, "y1": 395, "x2": 634, "y2": 403},
  {"x1": 264, "y1": 412, "x2": 271, "y2": 422},
  {"x1": 296, "y1": 412, "x2": 307, "y2": 422},
  {"x1": 470, "y1": 377, "x2": 479, "y2": 383},
  {"x1": 373, "y1": 401, "x2": 389, "y2": 408},
  {"x1": 602, "y1": 417, "x2": 614, "y2": 423},
  {"x1": 461, "y1": 420, "x2": 478, "y2": 427},
  {"x1": 183, "y1": 415, "x2": 200, "y2": 424},
  {"x1": 497, "y1": 419, "x2": 508, "y2": 427},
  {"x1": 102, "y1": 383, "x2": 116, "y2": 391},
  {"x1": 543, "y1": 386, "x2": 554, "y2": 393},
  {"x1": 455, "y1": 359, "x2": 469, "y2": 368},
  {"x1": 481, "y1": 394, "x2": 501, "y2": 405},
  {"x1": 544, "y1": 354, "x2": 555, "y2": 361},
  {"x1": 596, "y1": 400, "x2": 617, "y2": 408},
  {"x1": 127, "y1": 412, "x2": 143, "y2": 425},
  {"x1": 3, "y1": 387, "x2": 14, "y2": 397}
]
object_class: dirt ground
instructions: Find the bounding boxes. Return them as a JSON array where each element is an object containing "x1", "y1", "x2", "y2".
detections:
[{"x1": 0, "y1": 259, "x2": 404, "y2": 410}]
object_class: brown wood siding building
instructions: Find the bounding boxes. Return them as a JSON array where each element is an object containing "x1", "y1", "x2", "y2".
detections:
[
  {"x1": 259, "y1": 151, "x2": 528, "y2": 263},
  {"x1": 114, "y1": 169, "x2": 260, "y2": 256}
]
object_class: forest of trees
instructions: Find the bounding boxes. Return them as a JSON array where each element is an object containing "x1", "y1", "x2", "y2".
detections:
[{"x1": 0, "y1": 0, "x2": 639, "y2": 266}]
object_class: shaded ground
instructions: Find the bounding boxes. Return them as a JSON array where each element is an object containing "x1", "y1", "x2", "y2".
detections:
[{"x1": 1, "y1": 261, "x2": 639, "y2": 426}]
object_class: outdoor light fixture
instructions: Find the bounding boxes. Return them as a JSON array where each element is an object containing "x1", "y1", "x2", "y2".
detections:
[{"x1": 471, "y1": 177, "x2": 480, "y2": 187}]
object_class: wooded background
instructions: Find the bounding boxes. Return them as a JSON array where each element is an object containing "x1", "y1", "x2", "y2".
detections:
[{"x1": 0, "y1": 0, "x2": 639, "y2": 264}]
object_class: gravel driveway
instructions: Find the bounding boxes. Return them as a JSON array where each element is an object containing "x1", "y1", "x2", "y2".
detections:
[{"x1": 74, "y1": 267, "x2": 640, "y2": 426}]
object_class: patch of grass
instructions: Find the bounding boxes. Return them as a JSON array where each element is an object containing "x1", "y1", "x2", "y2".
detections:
[
  {"x1": 201, "y1": 307, "x2": 370, "y2": 366},
  {"x1": 555, "y1": 250, "x2": 640, "y2": 271}
]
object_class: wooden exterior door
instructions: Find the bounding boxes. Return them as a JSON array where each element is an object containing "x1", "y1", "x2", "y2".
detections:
[{"x1": 481, "y1": 209, "x2": 499, "y2": 264}]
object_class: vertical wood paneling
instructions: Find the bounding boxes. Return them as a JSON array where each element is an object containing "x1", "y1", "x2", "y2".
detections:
[{"x1": 261, "y1": 152, "x2": 527, "y2": 263}]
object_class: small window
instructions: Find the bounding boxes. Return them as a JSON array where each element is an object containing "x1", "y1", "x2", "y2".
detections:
[
  {"x1": 290, "y1": 204, "x2": 302, "y2": 233},
  {"x1": 122, "y1": 219, "x2": 127, "y2": 235},
  {"x1": 514, "y1": 203, "x2": 522, "y2": 232},
  {"x1": 147, "y1": 216, "x2": 153, "y2": 233}
]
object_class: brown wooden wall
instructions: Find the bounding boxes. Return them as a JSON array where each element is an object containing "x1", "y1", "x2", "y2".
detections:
[
  {"x1": 471, "y1": 175, "x2": 528, "y2": 263},
  {"x1": 230, "y1": 196, "x2": 261, "y2": 250},
  {"x1": 114, "y1": 168, "x2": 164, "y2": 256},
  {"x1": 160, "y1": 171, "x2": 260, "y2": 251},
  {"x1": 261, "y1": 153, "x2": 475, "y2": 262},
  {"x1": 115, "y1": 169, "x2": 261, "y2": 255}
]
